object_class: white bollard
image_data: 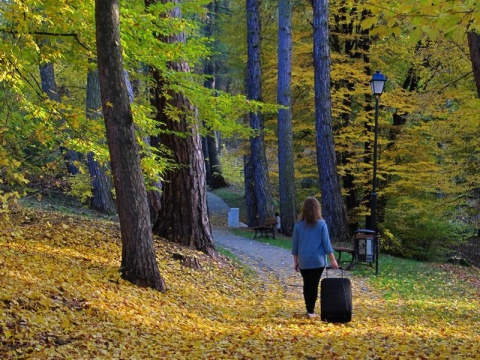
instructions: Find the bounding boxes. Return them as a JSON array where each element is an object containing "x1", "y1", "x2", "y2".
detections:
[{"x1": 227, "y1": 208, "x2": 240, "y2": 227}]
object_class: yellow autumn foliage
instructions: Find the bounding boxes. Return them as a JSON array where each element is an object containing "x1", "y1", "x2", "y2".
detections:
[{"x1": 1, "y1": 207, "x2": 479, "y2": 359}]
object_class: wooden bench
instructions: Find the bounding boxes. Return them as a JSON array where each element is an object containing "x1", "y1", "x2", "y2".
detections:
[
  {"x1": 251, "y1": 218, "x2": 277, "y2": 239},
  {"x1": 333, "y1": 246, "x2": 356, "y2": 270}
]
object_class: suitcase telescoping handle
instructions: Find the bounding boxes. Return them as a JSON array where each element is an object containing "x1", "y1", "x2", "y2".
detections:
[{"x1": 324, "y1": 265, "x2": 347, "y2": 278}]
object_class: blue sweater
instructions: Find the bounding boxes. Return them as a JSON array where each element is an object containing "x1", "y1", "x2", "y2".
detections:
[{"x1": 291, "y1": 219, "x2": 334, "y2": 270}]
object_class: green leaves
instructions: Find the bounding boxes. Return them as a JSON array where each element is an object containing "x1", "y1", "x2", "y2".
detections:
[{"x1": 363, "y1": 0, "x2": 480, "y2": 41}]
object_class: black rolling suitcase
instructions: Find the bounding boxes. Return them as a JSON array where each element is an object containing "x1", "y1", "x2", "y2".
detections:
[{"x1": 320, "y1": 268, "x2": 352, "y2": 323}]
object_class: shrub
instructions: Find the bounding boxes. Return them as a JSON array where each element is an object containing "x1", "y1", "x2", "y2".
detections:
[{"x1": 383, "y1": 198, "x2": 471, "y2": 261}]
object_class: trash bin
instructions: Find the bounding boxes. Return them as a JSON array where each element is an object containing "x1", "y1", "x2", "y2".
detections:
[
  {"x1": 354, "y1": 229, "x2": 375, "y2": 263},
  {"x1": 227, "y1": 208, "x2": 240, "y2": 227}
]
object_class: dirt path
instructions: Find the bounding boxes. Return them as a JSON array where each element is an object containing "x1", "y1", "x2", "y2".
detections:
[
  {"x1": 208, "y1": 192, "x2": 295, "y2": 282},
  {"x1": 212, "y1": 226, "x2": 299, "y2": 285}
]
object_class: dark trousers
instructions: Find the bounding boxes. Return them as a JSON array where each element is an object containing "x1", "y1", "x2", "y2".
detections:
[{"x1": 300, "y1": 268, "x2": 324, "y2": 314}]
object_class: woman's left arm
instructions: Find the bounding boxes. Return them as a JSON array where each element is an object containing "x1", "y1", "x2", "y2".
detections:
[
  {"x1": 320, "y1": 221, "x2": 337, "y2": 268},
  {"x1": 320, "y1": 221, "x2": 334, "y2": 254}
]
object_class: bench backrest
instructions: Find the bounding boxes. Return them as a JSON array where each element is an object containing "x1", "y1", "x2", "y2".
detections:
[{"x1": 264, "y1": 218, "x2": 277, "y2": 227}]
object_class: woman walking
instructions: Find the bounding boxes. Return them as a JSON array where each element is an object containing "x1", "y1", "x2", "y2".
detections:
[{"x1": 292, "y1": 197, "x2": 338, "y2": 318}]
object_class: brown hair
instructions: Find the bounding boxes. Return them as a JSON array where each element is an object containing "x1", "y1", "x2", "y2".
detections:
[{"x1": 300, "y1": 197, "x2": 322, "y2": 226}]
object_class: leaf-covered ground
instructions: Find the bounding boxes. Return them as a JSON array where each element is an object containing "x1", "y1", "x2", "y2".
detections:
[{"x1": 1, "y1": 207, "x2": 479, "y2": 359}]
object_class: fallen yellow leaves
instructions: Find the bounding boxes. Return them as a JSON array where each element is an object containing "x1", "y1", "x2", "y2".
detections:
[{"x1": 1, "y1": 207, "x2": 479, "y2": 359}]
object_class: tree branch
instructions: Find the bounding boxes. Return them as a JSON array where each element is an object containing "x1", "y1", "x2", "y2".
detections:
[{"x1": 0, "y1": 29, "x2": 91, "y2": 51}]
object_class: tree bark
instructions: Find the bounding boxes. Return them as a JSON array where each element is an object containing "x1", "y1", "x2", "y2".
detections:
[
  {"x1": 245, "y1": 0, "x2": 275, "y2": 226},
  {"x1": 277, "y1": 0, "x2": 297, "y2": 235},
  {"x1": 148, "y1": 0, "x2": 216, "y2": 256},
  {"x1": 95, "y1": 0, "x2": 166, "y2": 291},
  {"x1": 202, "y1": 25, "x2": 228, "y2": 189},
  {"x1": 144, "y1": 132, "x2": 163, "y2": 227},
  {"x1": 153, "y1": 99, "x2": 215, "y2": 255},
  {"x1": 311, "y1": 0, "x2": 350, "y2": 242},
  {"x1": 39, "y1": 62, "x2": 61, "y2": 102},
  {"x1": 467, "y1": 31, "x2": 480, "y2": 98},
  {"x1": 85, "y1": 68, "x2": 117, "y2": 214},
  {"x1": 207, "y1": 133, "x2": 228, "y2": 189},
  {"x1": 202, "y1": 136, "x2": 212, "y2": 186}
]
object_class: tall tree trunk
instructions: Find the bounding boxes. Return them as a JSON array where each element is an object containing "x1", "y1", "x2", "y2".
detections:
[
  {"x1": 277, "y1": 0, "x2": 297, "y2": 235},
  {"x1": 202, "y1": 23, "x2": 227, "y2": 189},
  {"x1": 207, "y1": 133, "x2": 228, "y2": 189},
  {"x1": 202, "y1": 136, "x2": 212, "y2": 186},
  {"x1": 244, "y1": 153, "x2": 258, "y2": 226},
  {"x1": 144, "y1": 133, "x2": 163, "y2": 227},
  {"x1": 245, "y1": 0, "x2": 274, "y2": 226},
  {"x1": 95, "y1": 0, "x2": 166, "y2": 291},
  {"x1": 39, "y1": 62, "x2": 61, "y2": 102},
  {"x1": 311, "y1": 0, "x2": 350, "y2": 242},
  {"x1": 39, "y1": 60, "x2": 80, "y2": 175},
  {"x1": 126, "y1": 64, "x2": 163, "y2": 224},
  {"x1": 467, "y1": 31, "x2": 480, "y2": 97},
  {"x1": 148, "y1": 0, "x2": 216, "y2": 256},
  {"x1": 85, "y1": 68, "x2": 117, "y2": 214},
  {"x1": 153, "y1": 92, "x2": 215, "y2": 255}
]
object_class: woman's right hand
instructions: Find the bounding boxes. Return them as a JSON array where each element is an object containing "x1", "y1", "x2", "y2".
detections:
[{"x1": 328, "y1": 253, "x2": 339, "y2": 269}]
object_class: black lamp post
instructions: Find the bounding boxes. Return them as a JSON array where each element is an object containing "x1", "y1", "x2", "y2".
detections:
[{"x1": 370, "y1": 70, "x2": 386, "y2": 276}]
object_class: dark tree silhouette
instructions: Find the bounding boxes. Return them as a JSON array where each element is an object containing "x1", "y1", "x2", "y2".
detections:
[
  {"x1": 95, "y1": 0, "x2": 166, "y2": 291},
  {"x1": 311, "y1": 0, "x2": 350, "y2": 242},
  {"x1": 146, "y1": 0, "x2": 216, "y2": 256},
  {"x1": 277, "y1": 0, "x2": 297, "y2": 235},
  {"x1": 244, "y1": 0, "x2": 275, "y2": 226},
  {"x1": 85, "y1": 68, "x2": 116, "y2": 214}
]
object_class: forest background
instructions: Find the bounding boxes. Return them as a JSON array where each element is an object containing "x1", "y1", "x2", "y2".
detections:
[
  {"x1": 1, "y1": 2, "x2": 479, "y2": 278},
  {"x1": 0, "y1": 0, "x2": 479, "y2": 357},
  {"x1": 2, "y1": 0, "x2": 479, "y2": 262}
]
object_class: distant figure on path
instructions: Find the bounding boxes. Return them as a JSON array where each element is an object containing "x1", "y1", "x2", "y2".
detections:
[
  {"x1": 292, "y1": 197, "x2": 338, "y2": 319},
  {"x1": 275, "y1": 212, "x2": 281, "y2": 234}
]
